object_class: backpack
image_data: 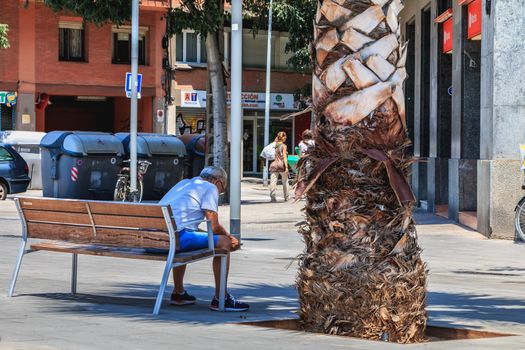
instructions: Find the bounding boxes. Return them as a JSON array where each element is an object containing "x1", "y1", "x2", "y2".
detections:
[{"x1": 260, "y1": 142, "x2": 276, "y2": 160}]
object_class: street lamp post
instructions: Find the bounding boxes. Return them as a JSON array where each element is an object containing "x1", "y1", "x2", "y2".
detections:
[
  {"x1": 129, "y1": 0, "x2": 140, "y2": 201},
  {"x1": 230, "y1": 0, "x2": 243, "y2": 240},
  {"x1": 263, "y1": 0, "x2": 273, "y2": 187}
]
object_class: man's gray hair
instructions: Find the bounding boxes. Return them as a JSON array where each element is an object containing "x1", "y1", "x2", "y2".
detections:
[{"x1": 200, "y1": 166, "x2": 228, "y2": 186}]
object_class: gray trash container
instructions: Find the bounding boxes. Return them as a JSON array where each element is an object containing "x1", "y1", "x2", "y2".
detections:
[
  {"x1": 0, "y1": 131, "x2": 46, "y2": 190},
  {"x1": 115, "y1": 133, "x2": 187, "y2": 200},
  {"x1": 178, "y1": 134, "x2": 206, "y2": 179},
  {"x1": 40, "y1": 131, "x2": 124, "y2": 199}
]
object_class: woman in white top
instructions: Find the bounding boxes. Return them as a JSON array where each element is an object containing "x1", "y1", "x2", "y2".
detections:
[{"x1": 298, "y1": 129, "x2": 315, "y2": 156}]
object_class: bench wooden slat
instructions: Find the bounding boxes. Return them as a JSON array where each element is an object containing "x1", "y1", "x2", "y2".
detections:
[
  {"x1": 24, "y1": 210, "x2": 92, "y2": 225},
  {"x1": 92, "y1": 214, "x2": 167, "y2": 230},
  {"x1": 27, "y1": 222, "x2": 171, "y2": 249},
  {"x1": 19, "y1": 198, "x2": 165, "y2": 218},
  {"x1": 19, "y1": 198, "x2": 88, "y2": 213},
  {"x1": 30, "y1": 242, "x2": 216, "y2": 263},
  {"x1": 23, "y1": 210, "x2": 168, "y2": 231},
  {"x1": 87, "y1": 202, "x2": 165, "y2": 218}
]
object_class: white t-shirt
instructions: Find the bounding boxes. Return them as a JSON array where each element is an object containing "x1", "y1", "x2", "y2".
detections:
[
  {"x1": 159, "y1": 177, "x2": 219, "y2": 230},
  {"x1": 298, "y1": 139, "x2": 315, "y2": 155}
]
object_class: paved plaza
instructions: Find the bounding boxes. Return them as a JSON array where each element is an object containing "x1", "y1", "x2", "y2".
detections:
[{"x1": 1, "y1": 183, "x2": 525, "y2": 349}]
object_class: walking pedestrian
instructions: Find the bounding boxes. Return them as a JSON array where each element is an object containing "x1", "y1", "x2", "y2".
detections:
[
  {"x1": 298, "y1": 129, "x2": 315, "y2": 156},
  {"x1": 269, "y1": 131, "x2": 290, "y2": 202}
]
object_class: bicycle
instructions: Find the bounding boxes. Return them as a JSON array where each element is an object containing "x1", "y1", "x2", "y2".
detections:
[
  {"x1": 113, "y1": 159, "x2": 151, "y2": 202},
  {"x1": 515, "y1": 180, "x2": 525, "y2": 241}
]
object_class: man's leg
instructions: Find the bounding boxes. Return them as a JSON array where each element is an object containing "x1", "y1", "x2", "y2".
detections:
[
  {"x1": 172, "y1": 265, "x2": 186, "y2": 294},
  {"x1": 210, "y1": 236, "x2": 249, "y2": 311},
  {"x1": 213, "y1": 236, "x2": 231, "y2": 298}
]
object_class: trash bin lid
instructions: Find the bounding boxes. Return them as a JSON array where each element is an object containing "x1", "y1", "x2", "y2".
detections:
[
  {"x1": 40, "y1": 131, "x2": 72, "y2": 149},
  {"x1": 139, "y1": 134, "x2": 186, "y2": 157},
  {"x1": 62, "y1": 132, "x2": 124, "y2": 156},
  {"x1": 116, "y1": 133, "x2": 186, "y2": 157}
]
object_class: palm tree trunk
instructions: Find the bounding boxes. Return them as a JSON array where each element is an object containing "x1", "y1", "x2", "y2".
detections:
[{"x1": 296, "y1": 0, "x2": 427, "y2": 343}]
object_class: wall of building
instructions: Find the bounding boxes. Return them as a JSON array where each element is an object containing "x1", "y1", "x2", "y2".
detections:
[
  {"x1": 32, "y1": 3, "x2": 162, "y2": 96},
  {"x1": 241, "y1": 30, "x2": 293, "y2": 70},
  {"x1": 478, "y1": 0, "x2": 525, "y2": 239},
  {"x1": 0, "y1": 2, "x2": 166, "y2": 133},
  {"x1": 0, "y1": 1, "x2": 20, "y2": 90},
  {"x1": 174, "y1": 67, "x2": 310, "y2": 94},
  {"x1": 401, "y1": 0, "x2": 525, "y2": 239}
]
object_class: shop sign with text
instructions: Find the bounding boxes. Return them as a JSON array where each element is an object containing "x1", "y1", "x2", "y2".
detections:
[
  {"x1": 0, "y1": 92, "x2": 17, "y2": 107},
  {"x1": 181, "y1": 90, "x2": 207, "y2": 108},
  {"x1": 467, "y1": 0, "x2": 482, "y2": 40},
  {"x1": 443, "y1": 18, "x2": 453, "y2": 54},
  {"x1": 180, "y1": 90, "x2": 297, "y2": 110}
]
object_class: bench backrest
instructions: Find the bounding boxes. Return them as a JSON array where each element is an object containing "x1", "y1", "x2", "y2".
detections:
[{"x1": 16, "y1": 197, "x2": 175, "y2": 249}]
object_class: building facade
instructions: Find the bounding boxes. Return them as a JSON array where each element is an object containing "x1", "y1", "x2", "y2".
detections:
[
  {"x1": 399, "y1": 0, "x2": 525, "y2": 239},
  {"x1": 169, "y1": 27, "x2": 311, "y2": 175},
  {"x1": 0, "y1": 1, "x2": 311, "y2": 176},
  {"x1": 0, "y1": 1, "x2": 168, "y2": 134}
]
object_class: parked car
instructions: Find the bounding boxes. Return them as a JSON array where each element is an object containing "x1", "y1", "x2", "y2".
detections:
[
  {"x1": 0, "y1": 131, "x2": 46, "y2": 190},
  {"x1": 0, "y1": 143, "x2": 31, "y2": 200}
]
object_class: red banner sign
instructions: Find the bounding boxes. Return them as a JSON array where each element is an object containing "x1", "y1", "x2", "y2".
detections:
[
  {"x1": 467, "y1": 0, "x2": 482, "y2": 40},
  {"x1": 443, "y1": 18, "x2": 453, "y2": 53}
]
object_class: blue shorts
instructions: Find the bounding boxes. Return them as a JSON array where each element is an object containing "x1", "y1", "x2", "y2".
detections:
[{"x1": 178, "y1": 229, "x2": 219, "y2": 252}]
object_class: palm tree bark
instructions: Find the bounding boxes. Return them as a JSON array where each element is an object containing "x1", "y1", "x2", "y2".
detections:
[{"x1": 296, "y1": 0, "x2": 427, "y2": 343}]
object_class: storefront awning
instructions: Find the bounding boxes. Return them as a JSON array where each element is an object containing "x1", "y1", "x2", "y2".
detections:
[{"x1": 280, "y1": 106, "x2": 312, "y2": 121}]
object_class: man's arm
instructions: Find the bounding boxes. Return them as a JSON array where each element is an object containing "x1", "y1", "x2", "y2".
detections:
[
  {"x1": 204, "y1": 210, "x2": 240, "y2": 250},
  {"x1": 204, "y1": 210, "x2": 229, "y2": 236}
]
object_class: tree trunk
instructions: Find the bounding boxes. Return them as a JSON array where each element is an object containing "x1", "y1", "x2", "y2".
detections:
[
  {"x1": 205, "y1": 32, "x2": 229, "y2": 174},
  {"x1": 296, "y1": 0, "x2": 427, "y2": 343}
]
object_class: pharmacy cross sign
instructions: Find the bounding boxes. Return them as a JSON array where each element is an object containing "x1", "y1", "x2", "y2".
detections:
[{"x1": 125, "y1": 72, "x2": 142, "y2": 99}]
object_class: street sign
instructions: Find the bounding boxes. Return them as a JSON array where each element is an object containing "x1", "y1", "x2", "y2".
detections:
[
  {"x1": 125, "y1": 72, "x2": 142, "y2": 99},
  {"x1": 0, "y1": 91, "x2": 17, "y2": 106}
]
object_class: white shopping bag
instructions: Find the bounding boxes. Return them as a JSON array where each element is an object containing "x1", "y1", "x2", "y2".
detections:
[{"x1": 260, "y1": 142, "x2": 276, "y2": 160}]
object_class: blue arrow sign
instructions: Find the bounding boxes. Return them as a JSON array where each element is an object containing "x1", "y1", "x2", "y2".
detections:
[{"x1": 125, "y1": 72, "x2": 142, "y2": 99}]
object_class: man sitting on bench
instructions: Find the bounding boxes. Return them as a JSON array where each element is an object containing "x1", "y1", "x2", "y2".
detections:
[{"x1": 160, "y1": 166, "x2": 249, "y2": 312}]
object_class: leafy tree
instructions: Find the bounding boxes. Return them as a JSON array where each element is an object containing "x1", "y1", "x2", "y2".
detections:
[
  {"x1": 167, "y1": 0, "x2": 229, "y2": 172},
  {"x1": 44, "y1": 0, "x2": 131, "y2": 25},
  {"x1": 165, "y1": 0, "x2": 317, "y2": 171},
  {"x1": 41, "y1": 0, "x2": 317, "y2": 172},
  {"x1": 0, "y1": 24, "x2": 9, "y2": 49},
  {"x1": 251, "y1": 0, "x2": 316, "y2": 73}
]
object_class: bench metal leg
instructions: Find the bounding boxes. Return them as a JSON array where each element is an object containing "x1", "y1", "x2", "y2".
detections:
[
  {"x1": 153, "y1": 261, "x2": 173, "y2": 315},
  {"x1": 71, "y1": 254, "x2": 78, "y2": 294},
  {"x1": 8, "y1": 240, "x2": 27, "y2": 297},
  {"x1": 219, "y1": 255, "x2": 227, "y2": 311}
]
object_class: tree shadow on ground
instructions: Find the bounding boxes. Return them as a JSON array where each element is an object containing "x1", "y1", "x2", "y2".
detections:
[
  {"x1": 427, "y1": 291, "x2": 525, "y2": 328},
  {"x1": 20, "y1": 282, "x2": 299, "y2": 325},
  {"x1": 19, "y1": 285, "x2": 525, "y2": 330}
]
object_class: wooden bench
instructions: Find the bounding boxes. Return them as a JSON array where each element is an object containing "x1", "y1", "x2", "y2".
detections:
[{"x1": 7, "y1": 196, "x2": 227, "y2": 315}]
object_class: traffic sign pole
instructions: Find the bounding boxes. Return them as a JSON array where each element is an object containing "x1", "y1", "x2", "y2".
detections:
[{"x1": 130, "y1": 0, "x2": 139, "y2": 201}]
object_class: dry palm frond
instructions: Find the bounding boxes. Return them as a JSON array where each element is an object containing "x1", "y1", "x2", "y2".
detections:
[{"x1": 297, "y1": 0, "x2": 427, "y2": 344}]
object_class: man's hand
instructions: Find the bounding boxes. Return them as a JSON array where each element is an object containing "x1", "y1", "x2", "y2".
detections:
[
  {"x1": 204, "y1": 210, "x2": 239, "y2": 251},
  {"x1": 229, "y1": 235, "x2": 240, "y2": 251}
]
